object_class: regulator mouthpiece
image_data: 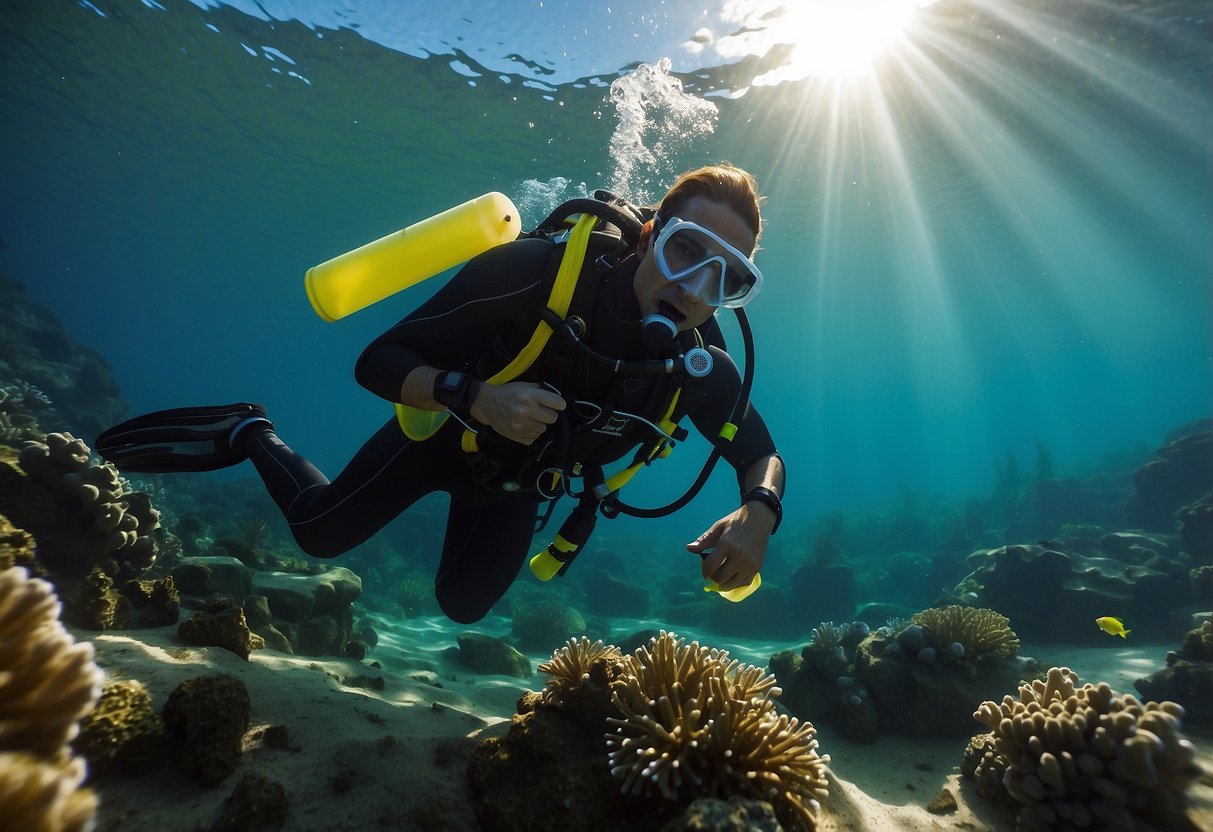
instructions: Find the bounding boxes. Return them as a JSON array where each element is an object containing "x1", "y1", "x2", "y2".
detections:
[{"x1": 641, "y1": 313, "x2": 678, "y2": 350}]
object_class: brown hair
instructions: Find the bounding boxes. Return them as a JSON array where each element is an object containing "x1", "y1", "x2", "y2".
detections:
[{"x1": 657, "y1": 163, "x2": 764, "y2": 245}]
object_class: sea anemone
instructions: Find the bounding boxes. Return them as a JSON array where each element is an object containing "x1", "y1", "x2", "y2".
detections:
[
  {"x1": 537, "y1": 636, "x2": 622, "y2": 706},
  {"x1": 911, "y1": 605, "x2": 1020, "y2": 661},
  {"x1": 807, "y1": 621, "x2": 844, "y2": 651},
  {"x1": 606, "y1": 631, "x2": 829, "y2": 831}
]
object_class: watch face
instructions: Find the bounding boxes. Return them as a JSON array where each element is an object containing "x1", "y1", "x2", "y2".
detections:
[{"x1": 440, "y1": 372, "x2": 465, "y2": 393}]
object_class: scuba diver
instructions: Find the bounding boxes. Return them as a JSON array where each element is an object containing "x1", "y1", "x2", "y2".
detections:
[{"x1": 96, "y1": 163, "x2": 784, "y2": 624}]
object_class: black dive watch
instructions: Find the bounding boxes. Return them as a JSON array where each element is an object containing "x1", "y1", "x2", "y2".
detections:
[
  {"x1": 743, "y1": 486, "x2": 783, "y2": 535},
  {"x1": 433, "y1": 371, "x2": 481, "y2": 414}
]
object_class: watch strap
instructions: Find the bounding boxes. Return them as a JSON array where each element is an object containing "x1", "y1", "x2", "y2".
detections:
[
  {"x1": 743, "y1": 486, "x2": 782, "y2": 535},
  {"x1": 433, "y1": 371, "x2": 481, "y2": 414}
]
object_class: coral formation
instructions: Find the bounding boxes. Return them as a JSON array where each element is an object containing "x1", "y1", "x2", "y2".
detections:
[
  {"x1": 0, "y1": 753, "x2": 97, "y2": 832},
  {"x1": 968, "y1": 666, "x2": 1203, "y2": 831},
  {"x1": 0, "y1": 567, "x2": 103, "y2": 757},
  {"x1": 776, "y1": 608, "x2": 1033, "y2": 741},
  {"x1": 910, "y1": 605, "x2": 1020, "y2": 661},
  {"x1": 470, "y1": 631, "x2": 830, "y2": 832},
  {"x1": 607, "y1": 631, "x2": 830, "y2": 831},
  {"x1": 1135, "y1": 620, "x2": 1213, "y2": 730},
  {"x1": 1, "y1": 431, "x2": 170, "y2": 631},
  {"x1": 17, "y1": 432, "x2": 160, "y2": 579},
  {"x1": 162, "y1": 673, "x2": 252, "y2": 786},
  {"x1": 0, "y1": 566, "x2": 102, "y2": 831},
  {"x1": 73, "y1": 679, "x2": 166, "y2": 774},
  {"x1": 537, "y1": 636, "x2": 622, "y2": 706}
]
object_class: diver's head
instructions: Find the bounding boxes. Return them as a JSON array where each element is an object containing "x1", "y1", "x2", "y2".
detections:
[{"x1": 633, "y1": 164, "x2": 764, "y2": 341}]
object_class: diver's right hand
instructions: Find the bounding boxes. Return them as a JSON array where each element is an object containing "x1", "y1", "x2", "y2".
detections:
[{"x1": 470, "y1": 382, "x2": 566, "y2": 446}]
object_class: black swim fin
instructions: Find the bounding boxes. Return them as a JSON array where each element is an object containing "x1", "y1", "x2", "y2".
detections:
[{"x1": 95, "y1": 403, "x2": 272, "y2": 473}]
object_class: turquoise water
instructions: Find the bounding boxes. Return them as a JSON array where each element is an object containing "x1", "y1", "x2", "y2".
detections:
[{"x1": 1, "y1": 0, "x2": 1209, "y2": 531}]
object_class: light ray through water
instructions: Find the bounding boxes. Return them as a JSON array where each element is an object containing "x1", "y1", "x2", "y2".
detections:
[{"x1": 733, "y1": 0, "x2": 1209, "y2": 501}]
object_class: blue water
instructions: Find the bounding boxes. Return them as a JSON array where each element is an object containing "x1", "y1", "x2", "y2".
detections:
[{"x1": 1, "y1": 0, "x2": 1209, "y2": 541}]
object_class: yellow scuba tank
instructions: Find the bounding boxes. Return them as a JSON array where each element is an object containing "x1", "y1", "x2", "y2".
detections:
[{"x1": 305, "y1": 192, "x2": 520, "y2": 321}]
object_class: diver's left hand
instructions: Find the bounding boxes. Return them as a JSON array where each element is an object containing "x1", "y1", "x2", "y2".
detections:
[{"x1": 686, "y1": 502, "x2": 775, "y2": 591}]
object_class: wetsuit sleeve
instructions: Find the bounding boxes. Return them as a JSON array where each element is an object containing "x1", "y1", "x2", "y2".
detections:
[
  {"x1": 683, "y1": 318, "x2": 779, "y2": 488},
  {"x1": 355, "y1": 237, "x2": 554, "y2": 402}
]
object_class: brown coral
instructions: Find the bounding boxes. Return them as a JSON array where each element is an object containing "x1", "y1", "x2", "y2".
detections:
[
  {"x1": 0, "y1": 753, "x2": 97, "y2": 832},
  {"x1": 606, "y1": 631, "x2": 829, "y2": 832},
  {"x1": 537, "y1": 636, "x2": 622, "y2": 706},
  {"x1": 911, "y1": 604, "x2": 1020, "y2": 660},
  {"x1": 0, "y1": 567, "x2": 101, "y2": 831},
  {"x1": 970, "y1": 666, "x2": 1203, "y2": 831},
  {"x1": 0, "y1": 567, "x2": 103, "y2": 758},
  {"x1": 16, "y1": 432, "x2": 159, "y2": 581}
]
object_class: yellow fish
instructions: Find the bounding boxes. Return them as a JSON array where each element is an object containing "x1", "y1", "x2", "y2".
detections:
[{"x1": 1095, "y1": 616, "x2": 1130, "y2": 638}]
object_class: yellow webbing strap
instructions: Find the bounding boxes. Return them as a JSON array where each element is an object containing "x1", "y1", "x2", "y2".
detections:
[
  {"x1": 395, "y1": 211, "x2": 599, "y2": 444},
  {"x1": 600, "y1": 389, "x2": 682, "y2": 495}
]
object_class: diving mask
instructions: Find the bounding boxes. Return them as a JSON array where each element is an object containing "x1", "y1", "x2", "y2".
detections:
[{"x1": 653, "y1": 216, "x2": 762, "y2": 309}]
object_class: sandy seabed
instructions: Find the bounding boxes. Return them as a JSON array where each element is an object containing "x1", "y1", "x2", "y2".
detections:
[{"x1": 82, "y1": 616, "x2": 1213, "y2": 832}]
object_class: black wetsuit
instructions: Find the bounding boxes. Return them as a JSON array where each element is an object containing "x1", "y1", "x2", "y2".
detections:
[{"x1": 244, "y1": 236, "x2": 777, "y2": 623}]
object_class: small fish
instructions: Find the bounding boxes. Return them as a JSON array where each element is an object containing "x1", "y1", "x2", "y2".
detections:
[{"x1": 1095, "y1": 616, "x2": 1130, "y2": 638}]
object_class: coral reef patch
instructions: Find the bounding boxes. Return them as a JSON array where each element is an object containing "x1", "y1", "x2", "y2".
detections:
[
  {"x1": 965, "y1": 666, "x2": 1204, "y2": 831},
  {"x1": 468, "y1": 631, "x2": 830, "y2": 832}
]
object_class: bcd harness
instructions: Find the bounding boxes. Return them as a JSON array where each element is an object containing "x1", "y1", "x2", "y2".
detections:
[{"x1": 392, "y1": 192, "x2": 756, "y2": 583}]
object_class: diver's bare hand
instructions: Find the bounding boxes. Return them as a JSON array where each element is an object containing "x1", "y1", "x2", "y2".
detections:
[
  {"x1": 470, "y1": 382, "x2": 566, "y2": 445},
  {"x1": 687, "y1": 503, "x2": 773, "y2": 591}
]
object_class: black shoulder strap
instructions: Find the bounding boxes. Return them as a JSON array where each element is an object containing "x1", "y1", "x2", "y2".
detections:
[{"x1": 525, "y1": 192, "x2": 647, "y2": 389}]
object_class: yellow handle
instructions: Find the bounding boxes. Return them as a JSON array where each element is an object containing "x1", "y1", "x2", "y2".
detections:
[{"x1": 704, "y1": 572, "x2": 762, "y2": 603}]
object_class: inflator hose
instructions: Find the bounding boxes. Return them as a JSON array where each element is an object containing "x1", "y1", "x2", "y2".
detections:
[{"x1": 608, "y1": 307, "x2": 756, "y2": 519}]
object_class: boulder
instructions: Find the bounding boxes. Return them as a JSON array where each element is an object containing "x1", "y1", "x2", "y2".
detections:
[
  {"x1": 251, "y1": 567, "x2": 361, "y2": 621},
  {"x1": 457, "y1": 632, "x2": 532, "y2": 678}
]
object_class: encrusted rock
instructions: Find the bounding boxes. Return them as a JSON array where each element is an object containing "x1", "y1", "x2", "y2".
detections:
[
  {"x1": 162, "y1": 674, "x2": 251, "y2": 787},
  {"x1": 74, "y1": 679, "x2": 165, "y2": 775},
  {"x1": 178, "y1": 601, "x2": 264, "y2": 661},
  {"x1": 926, "y1": 788, "x2": 957, "y2": 814},
  {"x1": 209, "y1": 771, "x2": 290, "y2": 831},
  {"x1": 660, "y1": 797, "x2": 783, "y2": 831},
  {"x1": 0, "y1": 513, "x2": 36, "y2": 572},
  {"x1": 119, "y1": 575, "x2": 180, "y2": 628}
]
